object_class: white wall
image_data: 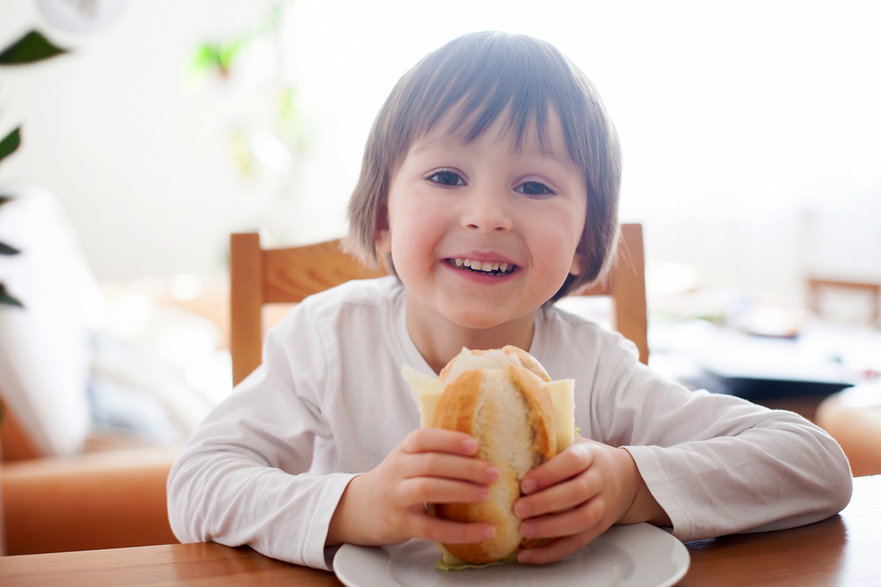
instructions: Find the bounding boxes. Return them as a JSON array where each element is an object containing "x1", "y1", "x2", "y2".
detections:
[
  {"x1": 1, "y1": 1, "x2": 276, "y2": 280},
  {"x1": 2, "y1": 0, "x2": 879, "y2": 305}
]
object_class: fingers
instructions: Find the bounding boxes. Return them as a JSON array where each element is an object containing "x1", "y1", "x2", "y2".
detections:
[
  {"x1": 520, "y1": 439, "x2": 594, "y2": 495},
  {"x1": 400, "y1": 427, "x2": 479, "y2": 456},
  {"x1": 404, "y1": 451, "x2": 499, "y2": 485},
  {"x1": 400, "y1": 476, "x2": 490, "y2": 505},
  {"x1": 517, "y1": 525, "x2": 606, "y2": 564},
  {"x1": 519, "y1": 497, "x2": 604, "y2": 540},
  {"x1": 397, "y1": 428, "x2": 498, "y2": 487},
  {"x1": 515, "y1": 468, "x2": 598, "y2": 519},
  {"x1": 410, "y1": 514, "x2": 495, "y2": 545},
  {"x1": 378, "y1": 429, "x2": 498, "y2": 515},
  {"x1": 517, "y1": 442, "x2": 597, "y2": 520},
  {"x1": 511, "y1": 440, "x2": 644, "y2": 565}
]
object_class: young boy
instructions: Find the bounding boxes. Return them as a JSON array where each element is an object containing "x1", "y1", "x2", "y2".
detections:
[{"x1": 167, "y1": 31, "x2": 852, "y2": 570}]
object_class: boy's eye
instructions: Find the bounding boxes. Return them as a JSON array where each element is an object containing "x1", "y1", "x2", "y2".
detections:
[
  {"x1": 427, "y1": 170, "x2": 465, "y2": 187},
  {"x1": 516, "y1": 181, "x2": 555, "y2": 197}
]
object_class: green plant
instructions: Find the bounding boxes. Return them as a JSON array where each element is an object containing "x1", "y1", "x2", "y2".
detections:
[{"x1": 0, "y1": 30, "x2": 69, "y2": 307}]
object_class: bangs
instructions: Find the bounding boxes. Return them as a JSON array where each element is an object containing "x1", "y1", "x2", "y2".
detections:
[{"x1": 391, "y1": 33, "x2": 589, "y2": 161}]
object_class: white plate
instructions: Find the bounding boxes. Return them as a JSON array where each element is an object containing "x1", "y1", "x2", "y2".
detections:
[{"x1": 334, "y1": 523, "x2": 690, "y2": 587}]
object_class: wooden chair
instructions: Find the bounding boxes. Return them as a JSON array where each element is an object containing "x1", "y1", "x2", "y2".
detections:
[
  {"x1": 230, "y1": 223, "x2": 648, "y2": 385},
  {"x1": 576, "y1": 223, "x2": 648, "y2": 364},
  {"x1": 806, "y1": 277, "x2": 881, "y2": 327}
]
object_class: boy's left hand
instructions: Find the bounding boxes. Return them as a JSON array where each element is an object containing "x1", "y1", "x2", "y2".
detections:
[{"x1": 512, "y1": 437, "x2": 666, "y2": 564}]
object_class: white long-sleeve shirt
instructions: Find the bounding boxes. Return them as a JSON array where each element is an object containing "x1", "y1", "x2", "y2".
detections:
[{"x1": 166, "y1": 277, "x2": 852, "y2": 570}]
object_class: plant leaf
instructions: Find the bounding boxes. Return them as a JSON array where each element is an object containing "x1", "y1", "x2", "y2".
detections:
[
  {"x1": 0, "y1": 240, "x2": 20, "y2": 255},
  {"x1": 0, "y1": 30, "x2": 68, "y2": 66},
  {"x1": 0, "y1": 127, "x2": 21, "y2": 163},
  {"x1": 0, "y1": 283, "x2": 24, "y2": 308}
]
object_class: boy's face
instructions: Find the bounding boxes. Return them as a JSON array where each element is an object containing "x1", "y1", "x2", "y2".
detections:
[{"x1": 377, "y1": 109, "x2": 587, "y2": 338}]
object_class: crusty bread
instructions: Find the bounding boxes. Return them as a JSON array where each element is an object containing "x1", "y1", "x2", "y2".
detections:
[
  {"x1": 438, "y1": 345, "x2": 551, "y2": 384},
  {"x1": 431, "y1": 349, "x2": 557, "y2": 564}
]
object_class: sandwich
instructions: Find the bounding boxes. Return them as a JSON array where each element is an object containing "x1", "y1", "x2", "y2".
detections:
[{"x1": 403, "y1": 346, "x2": 576, "y2": 567}]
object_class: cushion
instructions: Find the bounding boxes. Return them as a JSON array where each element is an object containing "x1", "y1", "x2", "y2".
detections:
[{"x1": 0, "y1": 184, "x2": 103, "y2": 455}]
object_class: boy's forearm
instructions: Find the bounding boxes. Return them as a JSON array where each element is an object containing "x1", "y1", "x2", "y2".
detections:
[
  {"x1": 619, "y1": 448, "x2": 671, "y2": 527},
  {"x1": 326, "y1": 475, "x2": 367, "y2": 547}
]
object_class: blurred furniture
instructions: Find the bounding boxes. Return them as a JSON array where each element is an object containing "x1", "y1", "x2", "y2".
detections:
[
  {"x1": 2, "y1": 474, "x2": 878, "y2": 585},
  {"x1": 0, "y1": 186, "x2": 179, "y2": 555},
  {"x1": 1, "y1": 394, "x2": 178, "y2": 555},
  {"x1": 806, "y1": 276, "x2": 881, "y2": 327},
  {"x1": 1, "y1": 441, "x2": 178, "y2": 556},
  {"x1": 816, "y1": 383, "x2": 881, "y2": 476},
  {"x1": 229, "y1": 223, "x2": 648, "y2": 385}
]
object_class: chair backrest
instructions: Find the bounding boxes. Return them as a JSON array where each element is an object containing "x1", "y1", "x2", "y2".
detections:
[
  {"x1": 805, "y1": 276, "x2": 880, "y2": 327},
  {"x1": 230, "y1": 223, "x2": 648, "y2": 385},
  {"x1": 575, "y1": 223, "x2": 648, "y2": 364}
]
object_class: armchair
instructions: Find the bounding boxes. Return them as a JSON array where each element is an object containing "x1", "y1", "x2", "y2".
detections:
[{"x1": 1, "y1": 429, "x2": 178, "y2": 555}]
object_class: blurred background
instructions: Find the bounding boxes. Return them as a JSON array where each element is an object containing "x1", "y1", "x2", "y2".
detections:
[
  {"x1": 2, "y1": 0, "x2": 878, "y2": 287},
  {"x1": 1, "y1": 0, "x2": 880, "y2": 452}
]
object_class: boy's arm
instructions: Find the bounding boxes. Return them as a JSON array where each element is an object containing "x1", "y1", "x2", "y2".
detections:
[
  {"x1": 166, "y1": 364, "x2": 354, "y2": 570},
  {"x1": 595, "y1": 357, "x2": 853, "y2": 542}
]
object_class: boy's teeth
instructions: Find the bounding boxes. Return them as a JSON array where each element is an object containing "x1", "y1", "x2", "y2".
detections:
[{"x1": 453, "y1": 258, "x2": 513, "y2": 273}]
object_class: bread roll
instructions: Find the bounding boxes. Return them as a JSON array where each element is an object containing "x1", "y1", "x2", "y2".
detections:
[{"x1": 407, "y1": 346, "x2": 572, "y2": 565}]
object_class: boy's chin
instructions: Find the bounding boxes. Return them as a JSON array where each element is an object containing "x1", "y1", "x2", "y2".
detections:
[{"x1": 443, "y1": 306, "x2": 532, "y2": 332}]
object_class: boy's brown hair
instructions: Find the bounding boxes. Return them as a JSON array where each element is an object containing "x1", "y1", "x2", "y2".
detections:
[{"x1": 346, "y1": 31, "x2": 620, "y2": 301}]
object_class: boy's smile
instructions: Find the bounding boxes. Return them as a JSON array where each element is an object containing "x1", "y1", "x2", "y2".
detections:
[
  {"x1": 445, "y1": 252, "x2": 518, "y2": 279},
  {"x1": 376, "y1": 108, "x2": 587, "y2": 368}
]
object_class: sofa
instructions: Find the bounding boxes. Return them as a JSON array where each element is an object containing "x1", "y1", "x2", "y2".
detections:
[{"x1": 0, "y1": 186, "x2": 226, "y2": 554}]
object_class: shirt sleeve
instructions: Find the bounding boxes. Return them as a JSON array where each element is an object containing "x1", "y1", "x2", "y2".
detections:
[
  {"x1": 590, "y1": 340, "x2": 853, "y2": 542},
  {"x1": 166, "y1": 309, "x2": 352, "y2": 570}
]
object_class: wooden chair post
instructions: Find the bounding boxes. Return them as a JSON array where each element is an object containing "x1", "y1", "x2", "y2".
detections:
[
  {"x1": 230, "y1": 233, "x2": 264, "y2": 385},
  {"x1": 613, "y1": 224, "x2": 649, "y2": 364}
]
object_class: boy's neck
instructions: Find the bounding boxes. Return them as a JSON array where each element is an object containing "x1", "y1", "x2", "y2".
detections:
[{"x1": 405, "y1": 304, "x2": 537, "y2": 374}]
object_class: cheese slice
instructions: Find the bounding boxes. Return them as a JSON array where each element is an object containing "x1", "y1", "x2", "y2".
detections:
[
  {"x1": 404, "y1": 367, "x2": 577, "y2": 448},
  {"x1": 402, "y1": 365, "x2": 445, "y2": 427},
  {"x1": 546, "y1": 379, "x2": 575, "y2": 450}
]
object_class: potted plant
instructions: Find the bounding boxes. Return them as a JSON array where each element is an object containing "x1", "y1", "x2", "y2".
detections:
[{"x1": 0, "y1": 30, "x2": 68, "y2": 307}]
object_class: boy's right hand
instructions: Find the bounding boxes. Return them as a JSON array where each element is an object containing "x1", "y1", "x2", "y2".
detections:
[{"x1": 326, "y1": 428, "x2": 498, "y2": 547}]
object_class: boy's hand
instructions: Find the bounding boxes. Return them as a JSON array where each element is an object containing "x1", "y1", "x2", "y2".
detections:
[
  {"x1": 327, "y1": 428, "x2": 498, "y2": 547},
  {"x1": 513, "y1": 437, "x2": 669, "y2": 564}
]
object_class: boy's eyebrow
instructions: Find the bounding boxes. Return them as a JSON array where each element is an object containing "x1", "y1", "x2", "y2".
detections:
[{"x1": 409, "y1": 134, "x2": 578, "y2": 171}]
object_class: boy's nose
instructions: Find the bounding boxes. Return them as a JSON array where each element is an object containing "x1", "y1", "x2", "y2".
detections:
[{"x1": 461, "y1": 188, "x2": 512, "y2": 234}]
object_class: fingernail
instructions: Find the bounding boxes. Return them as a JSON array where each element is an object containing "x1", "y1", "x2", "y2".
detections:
[
  {"x1": 521, "y1": 478, "x2": 537, "y2": 494},
  {"x1": 482, "y1": 525, "x2": 496, "y2": 540},
  {"x1": 462, "y1": 438, "x2": 478, "y2": 453},
  {"x1": 514, "y1": 501, "x2": 529, "y2": 518},
  {"x1": 486, "y1": 465, "x2": 500, "y2": 482},
  {"x1": 520, "y1": 521, "x2": 534, "y2": 537}
]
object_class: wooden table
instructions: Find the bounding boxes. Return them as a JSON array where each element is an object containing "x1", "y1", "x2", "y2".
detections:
[{"x1": 1, "y1": 475, "x2": 878, "y2": 586}]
